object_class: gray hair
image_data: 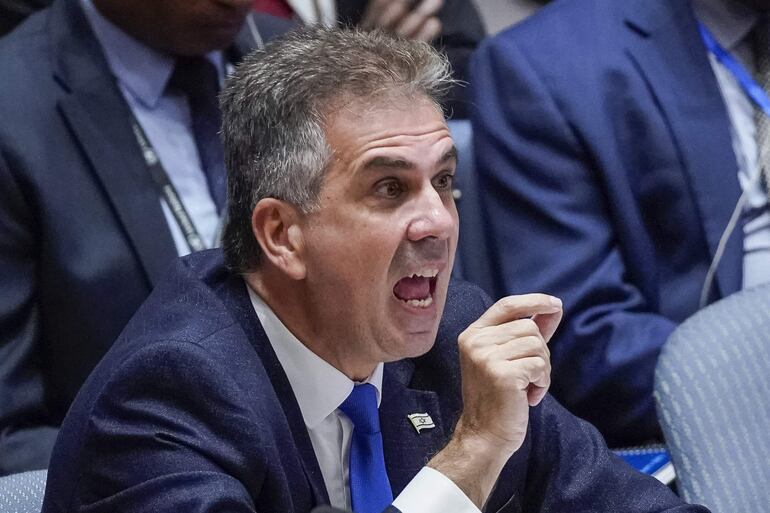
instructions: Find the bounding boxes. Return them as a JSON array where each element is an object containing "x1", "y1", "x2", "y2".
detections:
[{"x1": 220, "y1": 26, "x2": 454, "y2": 273}]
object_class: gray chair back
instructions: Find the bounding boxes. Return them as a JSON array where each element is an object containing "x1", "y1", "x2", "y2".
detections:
[
  {"x1": 0, "y1": 470, "x2": 47, "y2": 513},
  {"x1": 654, "y1": 283, "x2": 770, "y2": 512}
]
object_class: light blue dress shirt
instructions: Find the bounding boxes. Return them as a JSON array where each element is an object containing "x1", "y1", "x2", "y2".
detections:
[{"x1": 81, "y1": 0, "x2": 224, "y2": 256}]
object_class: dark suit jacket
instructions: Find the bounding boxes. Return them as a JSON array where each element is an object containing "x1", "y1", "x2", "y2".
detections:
[
  {"x1": 337, "y1": 0, "x2": 485, "y2": 118},
  {"x1": 0, "y1": 0, "x2": 293, "y2": 474},
  {"x1": 0, "y1": 0, "x2": 49, "y2": 36},
  {"x1": 470, "y1": 0, "x2": 742, "y2": 445},
  {"x1": 41, "y1": 250, "x2": 705, "y2": 513}
]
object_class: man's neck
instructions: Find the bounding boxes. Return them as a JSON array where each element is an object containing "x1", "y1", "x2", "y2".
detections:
[{"x1": 244, "y1": 272, "x2": 378, "y2": 381}]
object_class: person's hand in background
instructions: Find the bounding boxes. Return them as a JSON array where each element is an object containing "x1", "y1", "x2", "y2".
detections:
[{"x1": 359, "y1": 0, "x2": 443, "y2": 42}]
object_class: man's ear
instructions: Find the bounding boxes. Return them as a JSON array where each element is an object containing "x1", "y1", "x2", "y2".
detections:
[{"x1": 251, "y1": 198, "x2": 307, "y2": 280}]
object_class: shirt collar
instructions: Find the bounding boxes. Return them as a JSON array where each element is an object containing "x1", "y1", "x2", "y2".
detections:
[
  {"x1": 80, "y1": 0, "x2": 225, "y2": 109},
  {"x1": 692, "y1": 0, "x2": 760, "y2": 51},
  {"x1": 247, "y1": 284, "x2": 384, "y2": 429}
]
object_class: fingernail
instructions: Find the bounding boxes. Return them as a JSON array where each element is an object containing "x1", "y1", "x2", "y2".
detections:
[{"x1": 549, "y1": 296, "x2": 562, "y2": 308}]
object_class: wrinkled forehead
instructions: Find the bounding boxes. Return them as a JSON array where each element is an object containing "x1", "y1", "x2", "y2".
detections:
[
  {"x1": 321, "y1": 95, "x2": 452, "y2": 178},
  {"x1": 321, "y1": 90, "x2": 446, "y2": 131}
]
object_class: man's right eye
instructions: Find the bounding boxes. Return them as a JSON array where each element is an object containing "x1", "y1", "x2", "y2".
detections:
[{"x1": 374, "y1": 179, "x2": 404, "y2": 199}]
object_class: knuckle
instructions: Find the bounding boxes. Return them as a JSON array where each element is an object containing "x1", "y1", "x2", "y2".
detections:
[
  {"x1": 533, "y1": 358, "x2": 548, "y2": 375},
  {"x1": 522, "y1": 318, "x2": 540, "y2": 334},
  {"x1": 522, "y1": 335, "x2": 542, "y2": 351},
  {"x1": 513, "y1": 318, "x2": 538, "y2": 336},
  {"x1": 458, "y1": 330, "x2": 482, "y2": 351}
]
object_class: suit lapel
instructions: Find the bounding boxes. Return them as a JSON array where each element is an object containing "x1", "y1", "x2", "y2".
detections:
[
  {"x1": 226, "y1": 287, "x2": 449, "y2": 502},
  {"x1": 624, "y1": 0, "x2": 743, "y2": 298},
  {"x1": 380, "y1": 360, "x2": 448, "y2": 497},
  {"x1": 216, "y1": 274, "x2": 454, "y2": 503},
  {"x1": 50, "y1": 0, "x2": 177, "y2": 287},
  {"x1": 218, "y1": 276, "x2": 330, "y2": 508}
]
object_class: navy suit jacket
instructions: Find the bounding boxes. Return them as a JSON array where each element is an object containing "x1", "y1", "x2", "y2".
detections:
[
  {"x1": 42, "y1": 250, "x2": 704, "y2": 513},
  {"x1": 0, "y1": 0, "x2": 293, "y2": 474},
  {"x1": 470, "y1": 0, "x2": 742, "y2": 445}
]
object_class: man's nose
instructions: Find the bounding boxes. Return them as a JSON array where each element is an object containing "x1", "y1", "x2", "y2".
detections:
[{"x1": 406, "y1": 187, "x2": 457, "y2": 242}]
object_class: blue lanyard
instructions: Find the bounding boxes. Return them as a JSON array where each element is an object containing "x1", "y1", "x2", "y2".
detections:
[{"x1": 699, "y1": 22, "x2": 770, "y2": 117}]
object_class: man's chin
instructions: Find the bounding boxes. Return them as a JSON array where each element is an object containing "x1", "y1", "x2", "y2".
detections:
[{"x1": 389, "y1": 331, "x2": 437, "y2": 361}]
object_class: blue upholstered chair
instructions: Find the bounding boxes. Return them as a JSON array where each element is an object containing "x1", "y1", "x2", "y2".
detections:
[
  {"x1": 0, "y1": 469, "x2": 47, "y2": 513},
  {"x1": 447, "y1": 119, "x2": 495, "y2": 297},
  {"x1": 655, "y1": 283, "x2": 770, "y2": 512}
]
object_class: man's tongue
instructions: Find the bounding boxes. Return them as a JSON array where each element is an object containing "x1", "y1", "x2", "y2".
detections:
[{"x1": 394, "y1": 276, "x2": 431, "y2": 301}]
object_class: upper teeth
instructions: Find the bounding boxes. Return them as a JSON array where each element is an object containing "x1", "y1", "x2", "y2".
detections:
[{"x1": 412, "y1": 268, "x2": 439, "y2": 279}]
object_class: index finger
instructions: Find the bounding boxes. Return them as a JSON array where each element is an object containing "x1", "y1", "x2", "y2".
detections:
[
  {"x1": 471, "y1": 294, "x2": 562, "y2": 330},
  {"x1": 414, "y1": 0, "x2": 444, "y2": 17},
  {"x1": 361, "y1": 0, "x2": 409, "y2": 30}
]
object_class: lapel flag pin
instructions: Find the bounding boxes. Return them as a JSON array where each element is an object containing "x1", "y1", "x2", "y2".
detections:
[{"x1": 407, "y1": 412, "x2": 435, "y2": 433}]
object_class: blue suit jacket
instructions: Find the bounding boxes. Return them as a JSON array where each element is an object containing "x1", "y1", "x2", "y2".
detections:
[
  {"x1": 41, "y1": 250, "x2": 704, "y2": 513},
  {"x1": 470, "y1": 0, "x2": 742, "y2": 445},
  {"x1": 0, "y1": 0, "x2": 294, "y2": 474}
]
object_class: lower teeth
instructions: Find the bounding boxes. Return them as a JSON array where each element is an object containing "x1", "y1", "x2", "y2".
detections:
[{"x1": 405, "y1": 296, "x2": 433, "y2": 308}]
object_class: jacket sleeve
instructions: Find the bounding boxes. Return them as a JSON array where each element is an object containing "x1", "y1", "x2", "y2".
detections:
[
  {"x1": 0, "y1": 150, "x2": 58, "y2": 474},
  {"x1": 46, "y1": 340, "x2": 266, "y2": 513},
  {"x1": 523, "y1": 396, "x2": 710, "y2": 512},
  {"x1": 469, "y1": 35, "x2": 676, "y2": 445}
]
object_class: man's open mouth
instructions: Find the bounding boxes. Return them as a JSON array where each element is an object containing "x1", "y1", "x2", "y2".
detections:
[{"x1": 393, "y1": 269, "x2": 439, "y2": 308}]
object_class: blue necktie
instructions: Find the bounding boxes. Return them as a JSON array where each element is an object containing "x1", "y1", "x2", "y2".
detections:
[
  {"x1": 338, "y1": 384, "x2": 393, "y2": 513},
  {"x1": 169, "y1": 57, "x2": 227, "y2": 214}
]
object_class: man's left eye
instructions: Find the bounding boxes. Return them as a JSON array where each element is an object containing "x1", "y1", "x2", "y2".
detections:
[{"x1": 434, "y1": 173, "x2": 454, "y2": 190}]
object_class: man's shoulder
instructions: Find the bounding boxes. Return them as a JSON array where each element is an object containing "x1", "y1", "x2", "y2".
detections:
[
  {"x1": 0, "y1": 8, "x2": 53, "y2": 93},
  {"x1": 0, "y1": 4, "x2": 48, "y2": 53},
  {"x1": 75, "y1": 251, "x2": 254, "y2": 392},
  {"x1": 114, "y1": 250, "x2": 245, "y2": 349},
  {"x1": 58, "y1": 250, "x2": 276, "y2": 438}
]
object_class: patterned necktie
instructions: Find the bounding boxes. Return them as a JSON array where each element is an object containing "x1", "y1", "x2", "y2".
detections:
[
  {"x1": 751, "y1": 15, "x2": 770, "y2": 200},
  {"x1": 168, "y1": 57, "x2": 227, "y2": 213},
  {"x1": 338, "y1": 384, "x2": 393, "y2": 513}
]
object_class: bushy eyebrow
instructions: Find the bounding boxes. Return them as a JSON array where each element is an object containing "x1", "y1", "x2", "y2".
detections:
[{"x1": 362, "y1": 146, "x2": 458, "y2": 172}]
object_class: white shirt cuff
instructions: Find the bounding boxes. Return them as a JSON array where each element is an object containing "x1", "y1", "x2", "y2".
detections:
[{"x1": 391, "y1": 466, "x2": 480, "y2": 513}]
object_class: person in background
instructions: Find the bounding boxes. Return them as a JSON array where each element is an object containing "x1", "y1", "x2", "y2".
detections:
[
  {"x1": 252, "y1": 0, "x2": 485, "y2": 117},
  {"x1": 471, "y1": 0, "x2": 770, "y2": 446},
  {"x1": 0, "y1": 0, "x2": 49, "y2": 36},
  {"x1": 41, "y1": 27, "x2": 707, "y2": 513},
  {"x1": 476, "y1": 0, "x2": 551, "y2": 35},
  {"x1": 0, "y1": 0, "x2": 292, "y2": 475}
]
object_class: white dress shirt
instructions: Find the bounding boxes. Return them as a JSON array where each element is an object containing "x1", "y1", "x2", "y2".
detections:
[
  {"x1": 247, "y1": 285, "x2": 479, "y2": 513},
  {"x1": 81, "y1": 0, "x2": 223, "y2": 256},
  {"x1": 693, "y1": 0, "x2": 770, "y2": 288}
]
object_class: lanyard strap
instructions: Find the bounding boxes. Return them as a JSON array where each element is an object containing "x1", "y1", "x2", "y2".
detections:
[
  {"x1": 699, "y1": 22, "x2": 770, "y2": 117},
  {"x1": 130, "y1": 118, "x2": 207, "y2": 253}
]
